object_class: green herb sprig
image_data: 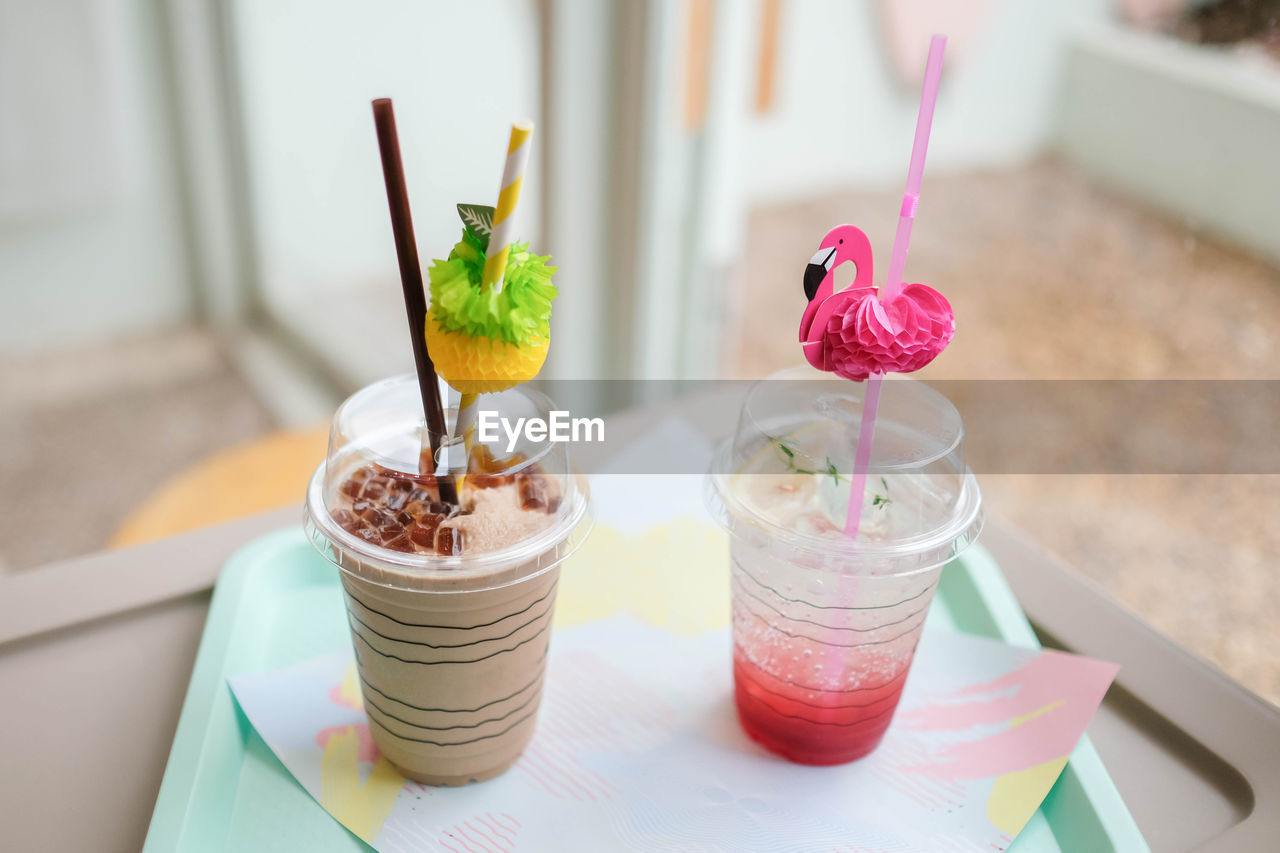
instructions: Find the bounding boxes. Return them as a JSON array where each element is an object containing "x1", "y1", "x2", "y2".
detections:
[
  {"x1": 766, "y1": 436, "x2": 891, "y2": 506},
  {"x1": 767, "y1": 435, "x2": 844, "y2": 486}
]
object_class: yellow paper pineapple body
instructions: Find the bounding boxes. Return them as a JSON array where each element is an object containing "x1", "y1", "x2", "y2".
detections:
[{"x1": 423, "y1": 322, "x2": 549, "y2": 394}]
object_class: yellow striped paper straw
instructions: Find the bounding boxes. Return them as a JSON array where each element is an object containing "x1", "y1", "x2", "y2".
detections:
[
  {"x1": 454, "y1": 121, "x2": 535, "y2": 482},
  {"x1": 481, "y1": 119, "x2": 533, "y2": 293}
]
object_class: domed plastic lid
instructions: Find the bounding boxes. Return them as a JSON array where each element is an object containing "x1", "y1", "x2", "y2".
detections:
[
  {"x1": 708, "y1": 366, "x2": 981, "y2": 575},
  {"x1": 304, "y1": 375, "x2": 589, "y2": 590}
]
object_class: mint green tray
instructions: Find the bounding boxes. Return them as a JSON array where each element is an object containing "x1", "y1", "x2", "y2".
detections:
[{"x1": 144, "y1": 526, "x2": 1146, "y2": 851}]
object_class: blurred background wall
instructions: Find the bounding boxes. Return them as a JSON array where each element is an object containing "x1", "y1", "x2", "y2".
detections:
[
  {"x1": 741, "y1": 0, "x2": 1111, "y2": 201},
  {"x1": 229, "y1": 0, "x2": 542, "y2": 386},
  {"x1": 0, "y1": 0, "x2": 191, "y2": 354}
]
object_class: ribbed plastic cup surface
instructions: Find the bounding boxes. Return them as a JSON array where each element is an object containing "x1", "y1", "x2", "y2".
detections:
[
  {"x1": 304, "y1": 375, "x2": 590, "y2": 785},
  {"x1": 708, "y1": 367, "x2": 982, "y2": 764}
]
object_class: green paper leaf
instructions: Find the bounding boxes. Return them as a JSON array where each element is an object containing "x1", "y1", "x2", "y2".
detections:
[{"x1": 457, "y1": 204, "x2": 494, "y2": 250}]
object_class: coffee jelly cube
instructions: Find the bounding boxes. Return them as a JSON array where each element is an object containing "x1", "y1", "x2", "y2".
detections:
[
  {"x1": 361, "y1": 478, "x2": 389, "y2": 501},
  {"x1": 435, "y1": 526, "x2": 464, "y2": 556},
  {"x1": 383, "y1": 535, "x2": 414, "y2": 553},
  {"x1": 408, "y1": 513, "x2": 444, "y2": 548}
]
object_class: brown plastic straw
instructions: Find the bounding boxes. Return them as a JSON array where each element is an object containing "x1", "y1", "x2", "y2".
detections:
[{"x1": 371, "y1": 98, "x2": 457, "y2": 505}]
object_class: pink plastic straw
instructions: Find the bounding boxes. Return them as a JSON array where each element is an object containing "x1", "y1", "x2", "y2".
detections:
[
  {"x1": 844, "y1": 374, "x2": 884, "y2": 536},
  {"x1": 844, "y1": 34, "x2": 947, "y2": 537}
]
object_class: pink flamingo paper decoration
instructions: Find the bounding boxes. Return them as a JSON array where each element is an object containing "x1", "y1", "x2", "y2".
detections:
[{"x1": 799, "y1": 224, "x2": 954, "y2": 382}]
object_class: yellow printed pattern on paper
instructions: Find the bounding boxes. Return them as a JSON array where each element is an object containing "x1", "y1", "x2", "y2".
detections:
[
  {"x1": 318, "y1": 727, "x2": 403, "y2": 844},
  {"x1": 987, "y1": 754, "x2": 1070, "y2": 836},
  {"x1": 556, "y1": 516, "x2": 729, "y2": 637},
  {"x1": 985, "y1": 699, "x2": 1071, "y2": 836}
]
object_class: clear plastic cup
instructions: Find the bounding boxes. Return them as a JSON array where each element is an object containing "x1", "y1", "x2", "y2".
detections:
[
  {"x1": 304, "y1": 375, "x2": 590, "y2": 785},
  {"x1": 707, "y1": 366, "x2": 982, "y2": 764}
]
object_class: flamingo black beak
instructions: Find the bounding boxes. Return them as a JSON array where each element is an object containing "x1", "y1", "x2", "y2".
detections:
[{"x1": 804, "y1": 247, "x2": 837, "y2": 302}]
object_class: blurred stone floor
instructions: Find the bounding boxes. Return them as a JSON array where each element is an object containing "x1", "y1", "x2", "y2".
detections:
[
  {"x1": 0, "y1": 330, "x2": 274, "y2": 570},
  {"x1": 728, "y1": 157, "x2": 1280, "y2": 706}
]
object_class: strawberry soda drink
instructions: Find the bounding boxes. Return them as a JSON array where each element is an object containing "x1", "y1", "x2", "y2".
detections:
[
  {"x1": 715, "y1": 36, "x2": 977, "y2": 764},
  {"x1": 709, "y1": 371, "x2": 982, "y2": 764}
]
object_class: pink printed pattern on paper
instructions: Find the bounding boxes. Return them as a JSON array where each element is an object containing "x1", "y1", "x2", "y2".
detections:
[
  {"x1": 315, "y1": 723, "x2": 379, "y2": 763},
  {"x1": 435, "y1": 812, "x2": 522, "y2": 853},
  {"x1": 329, "y1": 682, "x2": 362, "y2": 710},
  {"x1": 514, "y1": 648, "x2": 672, "y2": 801},
  {"x1": 871, "y1": 738, "x2": 967, "y2": 812},
  {"x1": 895, "y1": 651, "x2": 1119, "y2": 779}
]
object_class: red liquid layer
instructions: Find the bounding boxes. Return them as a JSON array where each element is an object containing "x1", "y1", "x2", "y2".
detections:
[{"x1": 733, "y1": 647, "x2": 909, "y2": 765}]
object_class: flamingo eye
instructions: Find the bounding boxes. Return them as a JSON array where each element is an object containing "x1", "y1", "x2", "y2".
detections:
[{"x1": 838, "y1": 239, "x2": 843, "y2": 244}]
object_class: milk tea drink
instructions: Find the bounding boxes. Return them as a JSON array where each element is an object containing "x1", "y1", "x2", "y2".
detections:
[{"x1": 305, "y1": 376, "x2": 589, "y2": 784}]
